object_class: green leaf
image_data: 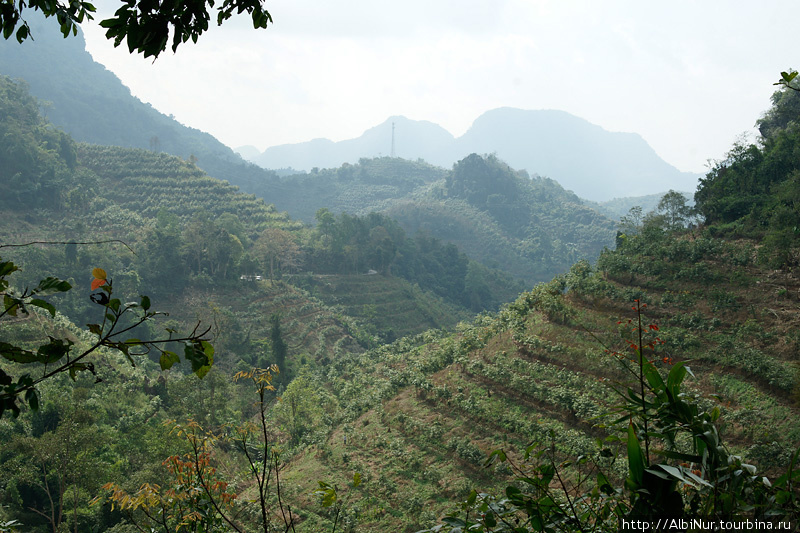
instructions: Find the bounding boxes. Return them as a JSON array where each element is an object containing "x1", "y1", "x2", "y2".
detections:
[
  {"x1": 0, "y1": 260, "x2": 20, "y2": 278},
  {"x1": 29, "y1": 298, "x2": 56, "y2": 317},
  {"x1": 597, "y1": 471, "x2": 614, "y2": 495},
  {"x1": 485, "y1": 448, "x2": 507, "y2": 467},
  {"x1": 352, "y1": 472, "x2": 361, "y2": 488},
  {"x1": 25, "y1": 388, "x2": 39, "y2": 411},
  {"x1": 644, "y1": 362, "x2": 666, "y2": 393},
  {"x1": 0, "y1": 342, "x2": 38, "y2": 363},
  {"x1": 3, "y1": 294, "x2": 19, "y2": 316},
  {"x1": 667, "y1": 361, "x2": 687, "y2": 391},
  {"x1": 159, "y1": 350, "x2": 180, "y2": 371},
  {"x1": 69, "y1": 364, "x2": 84, "y2": 381},
  {"x1": 140, "y1": 295, "x2": 151, "y2": 311},
  {"x1": 319, "y1": 486, "x2": 337, "y2": 507},
  {"x1": 627, "y1": 423, "x2": 645, "y2": 488},
  {"x1": 36, "y1": 337, "x2": 73, "y2": 364},
  {"x1": 184, "y1": 342, "x2": 213, "y2": 378},
  {"x1": 657, "y1": 449, "x2": 702, "y2": 463},
  {"x1": 652, "y1": 464, "x2": 688, "y2": 483},
  {"x1": 34, "y1": 276, "x2": 72, "y2": 295},
  {"x1": 16, "y1": 24, "x2": 29, "y2": 40}
]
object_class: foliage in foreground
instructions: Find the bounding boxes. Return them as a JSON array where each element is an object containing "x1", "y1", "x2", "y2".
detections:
[{"x1": 1, "y1": 257, "x2": 214, "y2": 418}]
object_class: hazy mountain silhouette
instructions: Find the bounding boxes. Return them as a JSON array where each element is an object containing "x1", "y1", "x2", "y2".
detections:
[
  {"x1": 248, "y1": 116, "x2": 455, "y2": 171},
  {"x1": 245, "y1": 108, "x2": 700, "y2": 201}
]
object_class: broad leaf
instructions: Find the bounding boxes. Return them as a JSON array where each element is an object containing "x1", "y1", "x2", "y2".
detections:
[
  {"x1": 627, "y1": 423, "x2": 645, "y2": 488},
  {"x1": 0, "y1": 260, "x2": 20, "y2": 278},
  {"x1": 34, "y1": 276, "x2": 72, "y2": 295},
  {"x1": 29, "y1": 298, "x2": 56, "y2": 317},
  {"x1": 0, "y1": 342, "x2": 39, "y2": 363},
  {"x1": 159, "y1": 350, "x2": 180, "y2": 371},
  {"x1": 36, "y1": 337, "x2": 73, "y2": 364},
  {"x1": 3, "y1": 294, "x2": 19, "y2": 316}
]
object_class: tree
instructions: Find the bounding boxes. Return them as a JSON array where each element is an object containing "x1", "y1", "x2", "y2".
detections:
[
  {"x1": 0, "y1": 0, "x2": 272, "y2": 58},
  {"x1": 4, "y1": 399, "x2": 102, "y2": 533},
  {"x1": 656, "y1": 190, "x2": 692, "y2": 230},
  {"x1": 253, "y1": 227, "x2": 301, "y2": 282},
  {"x1": 182, "y1": 213, "x2": 243, "y2": 280},
  {"x1": 100, "y1": 367, "x2": 298, "y2": 533},
  {"x1": 618, "y1": 205, "x2": 644, "y2": 236},
  {"x1": 0, "y1": 76, "x2": 75, "y2": 209}
]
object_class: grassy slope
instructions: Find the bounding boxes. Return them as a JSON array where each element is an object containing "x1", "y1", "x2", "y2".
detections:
[
  {"x1": 274, "y1": 232, "x2": 800, "y2": 533},
  {"x1": 293, "y1": 273, "x2": 472, "y2": 339}
]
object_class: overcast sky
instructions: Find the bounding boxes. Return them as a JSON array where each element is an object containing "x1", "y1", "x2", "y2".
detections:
[{"x1": 81, "y1": 0, "x2": 799, "y2": 174}]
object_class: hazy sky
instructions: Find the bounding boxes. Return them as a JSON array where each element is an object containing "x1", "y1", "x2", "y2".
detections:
[{"x1": 81, "y1": 0, "x2": 799, "y2": 173}]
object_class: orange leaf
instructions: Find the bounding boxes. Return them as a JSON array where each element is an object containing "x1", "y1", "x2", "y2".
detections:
[{"x1": 91, "y1": 278, "x2": 106, "y2": 291}]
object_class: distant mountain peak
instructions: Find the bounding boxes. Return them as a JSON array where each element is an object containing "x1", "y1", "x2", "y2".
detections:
[{"x1": 248, "y1": 108, "x2": 699, "y2": 201}]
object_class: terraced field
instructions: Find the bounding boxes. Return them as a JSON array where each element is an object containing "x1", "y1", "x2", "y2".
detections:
[
  {"x1": 269, "y1": 234, "x2": 800, "y2": 532},
  {"x1": 297, "y1": 274, "x2": 471, "y2": 339}
]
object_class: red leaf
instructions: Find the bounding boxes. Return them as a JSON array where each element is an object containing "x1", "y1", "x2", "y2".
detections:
[{"x1": 91, "y1": 278, "x2": 106, "y2": 291}]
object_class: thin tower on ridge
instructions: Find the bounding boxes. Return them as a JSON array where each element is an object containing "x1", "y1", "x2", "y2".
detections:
[{"x1": 391, "y1": 121, "x2": 396, "y2": 158}]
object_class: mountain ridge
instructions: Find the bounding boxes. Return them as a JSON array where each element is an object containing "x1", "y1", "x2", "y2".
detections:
[{"x1": 246, "y1": 108, "x2": 701, "y2": 201}]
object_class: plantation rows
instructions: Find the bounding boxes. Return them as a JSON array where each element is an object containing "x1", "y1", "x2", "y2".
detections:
[{"x1": 78, "y1": 144, "x2": 301, "y2": 232}]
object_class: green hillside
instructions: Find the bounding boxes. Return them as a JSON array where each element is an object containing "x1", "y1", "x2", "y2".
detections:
[
  {"x1": 0, "y1": 75, "x2": 481, "y2": 350},
  {"x1": 0, "y1": 24, "x2": 618, "y2": 288},
  {"x1": 296, "y1": 273, "x2": 471, "y2": 341},
  {"x1": 2, "y1": 68, "x2": 800, "y2": 533},
  {"x1": 77, "y1": 144, "x2": 298, "y2": 234},
  {"x1": 263, "y1": 157, "x2": 448, "y2": 223},
  {"x1": 269, "y1": 233, "x2": 800, "y2": 532},
  {"x1": 250, "y1": 154, "x2": 617, "y2": 284}
]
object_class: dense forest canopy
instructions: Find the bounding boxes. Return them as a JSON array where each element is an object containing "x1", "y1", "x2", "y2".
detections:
[{"x1": 258, "y1": 152, "x2": 618, "y2": 284}]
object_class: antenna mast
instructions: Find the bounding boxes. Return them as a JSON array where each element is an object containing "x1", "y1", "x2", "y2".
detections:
[{"x1": 391, "y1": 121, "x2": 396, "y2": 158}]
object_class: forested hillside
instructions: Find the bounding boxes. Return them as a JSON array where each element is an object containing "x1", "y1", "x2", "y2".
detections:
[
  {"x1": 0, "y1": 75, "x2": 515, "y2": 332},
  {"x1": 250, "y1": 154, "x2": 617, "y2": 284}
]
